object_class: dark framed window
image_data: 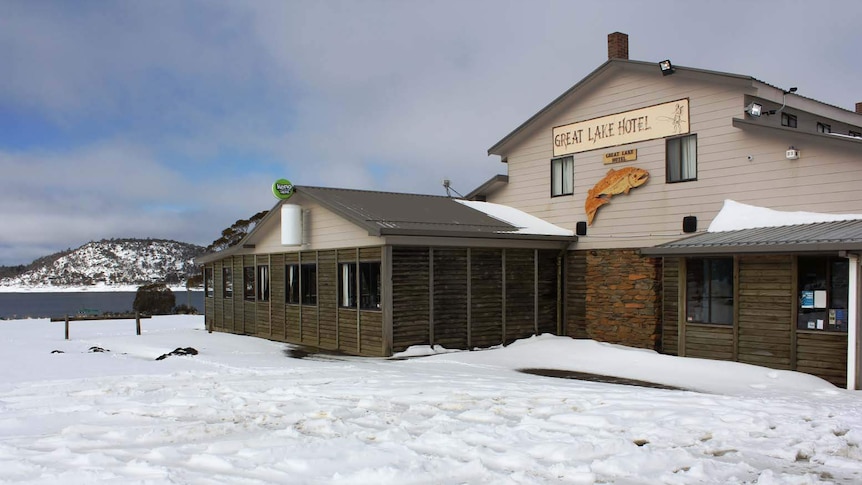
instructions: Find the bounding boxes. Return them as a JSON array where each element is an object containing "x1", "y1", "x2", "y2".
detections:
[
  {"x1": 204, "y1": 267, "x2": 213, "y2": 298},
  {"x1": 257, "y1": 265, "x2": 270, "y2": 302},
  {"x1": 685, "y1": 257, "x2": 733, "y2": 325},
  {"x1": 816, "y1": 122, "x2": 831, "y2": 134},
  {"x1": 243, "y1": 266, "x2": 255, "y2": 301},
  {"x1": 338, "y1": 261, "x2": 381, "y2": 310},
  {"x1": 797, "y1": 256, "x2": 848, "y2": 332},
  {"x1": 666, "y1": 134, "x2": 697, "y2": 183},
  {"x1": 286, "y1": 263, "x2": 317, "y2": 305},
  {"x1": 849, "y1": 130, "x2": 861, "y2": 138},
  {"x1": 551, "y1": 156, "x2": 574, "y2": 197},
  {"x1": 222, "y1": 267, "x2": 233, "y2": 298},
  {"x1": 781, "y1": 113, "x2": 797, "y2": 128}
]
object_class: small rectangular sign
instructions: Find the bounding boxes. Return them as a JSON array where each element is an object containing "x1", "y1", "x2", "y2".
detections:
[{"x1": 603, "y1": 149, "x2": 637, "y2": 165}]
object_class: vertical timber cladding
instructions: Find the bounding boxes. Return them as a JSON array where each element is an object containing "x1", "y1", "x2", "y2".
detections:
[
  {"x1": 391, "y1": 247, "x2": 431, "y2": 352},
  {"x1": 242, "y1": 255, "x2": 256, "y2": 334},
  {"x1": 660, "y1": 257, "x2": 680, "y2": 355},
  {"x1": 255, "y1": 254, "x2": 271, "y2": 337},
  {"x1": 582, "y1": 249, "x2": 662, "y2": 349},
  {"x1": 470, "y1": 248, "x2": 504, "y2": 348},
  {"x1": 233, "y1": 256, "x2": 243, "y2": 334},
  {"x1": 223, "y1": 257, "x2": 236, "y2": 332},
  {"x1": 270, "y1": 253, "x2": 286, "y2": 340},
  {"x1": 317, "y1": 250, "x2": 338, "y2": 350},
  {"x1": 300, "y1": 251, "x2": 319, "y2": 345},
  {"x1": 505, "y1": 249, "x2": 536, "y2": 343},
  {"x1": 359, "y1": 247, "x2": 384, "y2": 355},
  {"x1": 432, "y1": 248, "x2": 469, "y2": 348},
  {"x1": 536, "y1": 250, "x2": 558, "y2": 335},
  {"x1": 737, "y1": 254, "x2": 792, "y2": 369},
  {"x1": 565, "y1": 251, "x2": 588, "y2": 338},
  {"x1": 284, "y1": 253, "x2": 301, "y2": 342}
]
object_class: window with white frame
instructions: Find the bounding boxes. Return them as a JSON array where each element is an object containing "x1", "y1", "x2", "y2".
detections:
[
  {"x1": 551, "y1": 156, "x2": 574, "y2": 197},
  {"x1": 666, "y1": 134, "x2": 697, "y2": 183}
]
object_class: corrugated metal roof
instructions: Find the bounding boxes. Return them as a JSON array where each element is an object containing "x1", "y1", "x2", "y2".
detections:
[
  {"x1": 297, "y1": 186, "x2": 573, "y2": 240},
  {"x1": 642, "y1": 219, "x2": 862, "y2": 256}
]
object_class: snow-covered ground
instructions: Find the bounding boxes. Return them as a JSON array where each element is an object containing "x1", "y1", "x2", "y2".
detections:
[{"x1": 0, "y1": 316, "x2": 860, "y2": 484}]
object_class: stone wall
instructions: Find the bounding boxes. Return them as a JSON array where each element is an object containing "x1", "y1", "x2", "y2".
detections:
[{"x1": 576, "y1": 249, "x2": 662, "y2": 349}]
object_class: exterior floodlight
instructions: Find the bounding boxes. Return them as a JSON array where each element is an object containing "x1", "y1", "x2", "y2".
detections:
[
  {"x1": 745, "y1": 102, "x2": 763, "y2": 117},
  {"x1": 659, "y1": 59, "x2": 674, "y2": 76}
]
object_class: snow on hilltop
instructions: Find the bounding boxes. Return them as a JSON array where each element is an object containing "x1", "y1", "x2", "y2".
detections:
[{"x1": 0, "y1": 239, "x2": 204, "y2": 291}]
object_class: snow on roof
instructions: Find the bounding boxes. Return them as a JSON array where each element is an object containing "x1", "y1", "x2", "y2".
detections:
[
  {"x1": 708, "y1": 199, "x2": 862, "y2": 233},
  {"x1": 455, "y1": 199, "x2": 574, "y2": 237}
]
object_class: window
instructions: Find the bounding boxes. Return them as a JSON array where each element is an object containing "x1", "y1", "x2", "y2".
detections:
[
  {"x1": 797, "y1": 256, "x2": 848, "y2": 332},
  {"x1": 781, "y1": 113, "x2": 797, "y2": 128},
  {"x1": 816, "y1": 122, "x2": 831, "y2": 134},
  {"x1": 685, "y1": 258, "x2": 733, "y2": 325},
  {"x1": 551, "y1": 156, "x2": 574, "y2": 196},
  {"x1": 850, "y1": 130, "x2": 862, "y2": 138},
  {"x1": 286, "y1": 263, "x2": 317, "y2": 305},
  {"x1": 204, "y1": 267, "x2": 213, "y2": 298},
  {"x1": 257, "y1": 265, "x2": 270, "y2": 302},
  {"x1": 666, "y1": 134, "x2": 697, "y2": 183},
  {"x1": 222, "y1": 267, "x2": 233, "y2": 298},
  {"x1": 339, "y1": 261, "x2": 381, "y2": 310},
  {"x1": 243, "y1": 266, "x2": 255, "y2": 301}
]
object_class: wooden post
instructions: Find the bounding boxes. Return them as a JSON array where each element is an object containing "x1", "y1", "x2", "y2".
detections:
[
  {"x1": 65, "y1": 315, "x2": 70, "y2": 340},
  {"x1": 136, "y1": 312, "x2": 141, "y2": 336}
]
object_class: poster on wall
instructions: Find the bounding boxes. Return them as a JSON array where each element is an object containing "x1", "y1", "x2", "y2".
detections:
[
  {"x1": 800, "y1": 291, "x2": 814, "y2": 309},
  {"x1": 813, "y1": 290, "x2": 827, "y2": 309}
]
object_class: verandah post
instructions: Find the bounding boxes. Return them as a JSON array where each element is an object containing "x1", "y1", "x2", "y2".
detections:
[
  {"x1": 65, "y1": 315, "x2": 69, "y2": 340},
  {"x1": 136, "y1": 312, "x2": 141, "y2": 336}
]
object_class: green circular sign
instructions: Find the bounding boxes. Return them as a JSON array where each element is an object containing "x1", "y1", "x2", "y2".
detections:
[{"x1": 272, "y1": 178, "x2": 295, "y2": 199}]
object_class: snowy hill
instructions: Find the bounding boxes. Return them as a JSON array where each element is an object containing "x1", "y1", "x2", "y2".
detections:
[{"x1": 0, "y1": 239, "x2": 204, "y2": 290}]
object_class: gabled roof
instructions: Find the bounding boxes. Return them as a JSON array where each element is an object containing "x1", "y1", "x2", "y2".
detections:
[
  {"x1": 641, "y1": 219, "x2": 862, "y2": 256},
  {"x1": 297, "y1": 185, "x2": 572, "y2": 240},
  {"x1": 487, "y1": 59, "x2": 754, "y2": 158}
]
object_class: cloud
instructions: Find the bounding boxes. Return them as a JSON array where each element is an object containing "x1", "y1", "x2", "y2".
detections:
[{"x1": 1, "y1": 0, "x2": 861, "y2": 265}]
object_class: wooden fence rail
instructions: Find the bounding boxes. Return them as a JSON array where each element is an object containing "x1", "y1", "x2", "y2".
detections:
[{"x1": 49, "y1": 313, "x2": 152, "y2": 340}]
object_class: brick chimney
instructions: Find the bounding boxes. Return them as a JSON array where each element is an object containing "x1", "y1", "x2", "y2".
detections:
[
  {"x1": 608, "y1": 32, "x2": 629, "y2": 60},
  {"x1": 857, "y1": 102, "x2": 862, "y2": 114}
]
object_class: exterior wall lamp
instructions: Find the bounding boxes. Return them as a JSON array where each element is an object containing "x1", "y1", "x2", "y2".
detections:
[
  {"x1": 745, "y1": 102, "x2": 763, "y2": 117},
  {"x1": 659, "y1": 59, "x2": 674, "y2": 76}
]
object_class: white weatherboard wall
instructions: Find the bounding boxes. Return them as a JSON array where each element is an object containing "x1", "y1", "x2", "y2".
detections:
[{"x1": 281, "y1": 204, "x2": 302, "y2": 246}]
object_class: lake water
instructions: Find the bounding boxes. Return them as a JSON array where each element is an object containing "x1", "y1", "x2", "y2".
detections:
[{"x1": 0, "y1": 291, "x2": 205, "y2": 319}]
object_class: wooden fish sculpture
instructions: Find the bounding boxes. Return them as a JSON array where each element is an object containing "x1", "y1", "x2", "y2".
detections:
[{"x1": 585, "y1": 167, "x2": 649, "y2": 225}]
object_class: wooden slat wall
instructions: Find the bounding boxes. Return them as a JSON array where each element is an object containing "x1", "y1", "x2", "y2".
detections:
[
  {"x1": 360, "y1": 310, "x2": 383, "y2": 355},
  {"x1": 233, "y1": 257, "x2": 244, "y2": 334},
  {"x1": 537, "y1": 250, "x2": 558, "y2": 335},
  {"x1": 392, "y1": 247, "x2": 431, "y2": 352},
  {"x1": 223, "y1": 256, "x2": 234, "y2": 332},
  {"x1": 796, "y1": 333, "x2": 848, "y2": 387},
  {"x1": 505, "y1": 249, "x2": 535, "y2": 344},
  {"x1": 301, "y1": 305, "x2": 318, "y2": 344},
  {"x1": 271, "y1": 254, "x2": 285, "y2": 339},
  {"x1": 283, "y1": 253, "x2": 300, "y2": 342},
  {"x1": 565, "y1": 250, "x2": 588, "y2": 338},
  {"x1": 205, "y1": 263, "x2": 215, "y2": 330},
  {"x1": 337, "y1": 249, "x2": 358, "y2": 354},
  {"x1": 470, "y1": 248, "x2": 503, "y2": 348},
  {"x1": 243, "y1": 255, "x2": 257, "y2": 335},
  {"x1": 255, "y1": 255, "x2": 271, "y2": 337},
  {"x1": 661, "y1": 257, "x2": 679, "y2": 355},
  {"x1": 685, "y1": 325, "x2": 734, "y2": 360},
  {"x1": 433, "y1": 248, "x2": 468, "y2": 349},
  {"x1": 737, "y1": 255, "x2": 792, "y2": 369},
  {"x1": 318, "y1": 250, "x2": 338, "y2": 350}
]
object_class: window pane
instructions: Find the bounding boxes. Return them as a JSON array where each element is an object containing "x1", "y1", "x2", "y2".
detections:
[
  {"x1": 302, "y1": 263, "x2": 317, "y2": 305},
  {"x1": 205, "y1": 268, "x2": 213, "y2": 298},
  {"x1": 667, "y1": 135, "x2": 696, "y2": 182},
  {"x1": 360, "y1": 262, "x2": 381, "y2": 310},
  {"x1": 551, "y1": 156, "x2": 573, "y2": 196},
  {"x1": 686, "y1": 257, "x2": 733, "y2": 324},
  {"x1": 339, "y1": 263, "x2": 356, "y2": 307},
  {"x1": 243, "y1": 266, "x2": 255, "y2": 301},
  {"x1": 286, "y1": 264, "x2": 299, "y2": 304},
  {"x1": 223, "y1": 267, "x2": 233, "y2": 298},
  {"x1": 257, "y1": 265, "x2": 270, "y2": 302}
]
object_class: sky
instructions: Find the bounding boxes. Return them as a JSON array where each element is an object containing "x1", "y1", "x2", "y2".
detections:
[
  {"x1": 1, "y1": 1, "x2": 861, "y2": 266},
  {"x1": 1, "y1": 315, "x2": 860, "y2": 483}
]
